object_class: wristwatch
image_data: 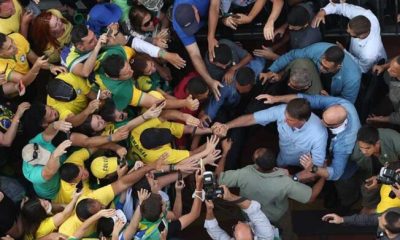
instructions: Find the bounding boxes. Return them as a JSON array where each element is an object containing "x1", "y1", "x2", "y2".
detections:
[
  {"x1": 292, "y1": 174, "x2": 299, "y2": 182},
  {"x1": 311, "y1": 165, "x2": 319, "y2": 173}
]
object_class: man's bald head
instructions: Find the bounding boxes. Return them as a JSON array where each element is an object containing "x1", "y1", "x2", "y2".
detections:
[
  {"x1": 322, "y1": 105, "x2": 347, "y2": 126},
  {"x1": 233, "y1": 221, "x2": 253, "y2": 240}
]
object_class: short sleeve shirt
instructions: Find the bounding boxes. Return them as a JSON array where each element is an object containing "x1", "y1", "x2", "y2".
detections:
[
  {"x1": 0, "y1": 0, "x2": 22, "y2": 35},
  {"x1": 0, "y1": 33, "x2": 30, "y2": 80}
]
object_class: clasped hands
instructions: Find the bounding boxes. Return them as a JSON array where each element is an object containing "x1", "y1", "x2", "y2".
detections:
[{"x1": 211, "y1": 122, "x2": 228, "y2": 138}]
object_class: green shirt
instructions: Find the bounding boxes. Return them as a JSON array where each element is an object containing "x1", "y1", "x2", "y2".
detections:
[
  {"x1": 219, "y1": 165, "x2": 311, "y2": 223},
  {"x1": 351, "y1": 128, "x2": 400, "y2": 178},
  {"x1": 22, "y1": 133, "x2": 66, "y2": 200}
]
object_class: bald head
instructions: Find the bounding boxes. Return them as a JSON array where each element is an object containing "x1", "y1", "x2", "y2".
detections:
[
  {"x1": 323, "y1": 105, "x2": 347, "y2": 125},
  {"x1": 234, "y1": 222, "x2": 253, "y2": 240}
]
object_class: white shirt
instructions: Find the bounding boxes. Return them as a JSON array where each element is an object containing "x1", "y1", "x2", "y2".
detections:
[
  {"x1": 129, "y1": 37, "x2": 161, "y2": 58},
  {"x1": 323, "y1": 3, "x2": 387, "y2": 73},
  {"x1": 204, "y1": 200, "x2": 276, "y2": 240}
]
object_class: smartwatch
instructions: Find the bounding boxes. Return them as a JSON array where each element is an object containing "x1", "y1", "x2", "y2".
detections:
[
  {"x1": 311, "y1": 165, "x2": 319, "y2": 173},
  {"x1": 292, "y1": 174, "x2": 299, "y2": 182}
]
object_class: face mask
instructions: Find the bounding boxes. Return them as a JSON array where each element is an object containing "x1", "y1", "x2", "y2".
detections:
[{"x1": 330, "y1": 118, "x2": 348, "y2": 135}]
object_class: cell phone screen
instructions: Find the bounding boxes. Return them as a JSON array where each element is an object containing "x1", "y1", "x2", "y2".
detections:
[{"x1": 76, "y1": 180, "x2": 83, "y2": 192}]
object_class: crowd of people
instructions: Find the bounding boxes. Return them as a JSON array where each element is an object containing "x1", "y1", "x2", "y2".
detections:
[{"x1": 1, "y1": 0, "x2": 400, "y2": 239}]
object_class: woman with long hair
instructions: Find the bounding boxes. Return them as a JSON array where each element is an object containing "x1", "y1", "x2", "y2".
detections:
[
  {"x1": 20, "y1": 190, "x2": 81, "y2": 240},
  {"x1": 29, "y1": 9, "x2": 72, "y2": 63}
]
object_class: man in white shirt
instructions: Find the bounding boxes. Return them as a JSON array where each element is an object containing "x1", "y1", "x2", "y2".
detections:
[
  {"x1": 312, "y1": 2, "x2": 386, "y2": 73},
  {"x1": 204, "y1": 185, "x2": 276, "y2": 240}
]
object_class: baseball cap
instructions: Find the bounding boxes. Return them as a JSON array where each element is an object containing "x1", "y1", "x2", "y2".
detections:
[
  {"x1": 174, "y1": 4, "x2": 200, "y2": 35},
  {"x1": 87, "y1": 3, "x2": 122, "y2": 35},
  {"x1": 140, "y1": 128, "x2": 173, "y2": 149},
  {"x1": 138, "y1": 0, "x2": 164, "y2": 12},
  {"x1": 90, "y1": 156, "x2": 118, "y2": 179},
  {"x1": 22, "y1": 143, "x2": 52, "y2": 166}
]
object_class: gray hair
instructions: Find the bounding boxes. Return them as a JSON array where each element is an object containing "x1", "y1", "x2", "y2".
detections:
[{"x1": 289, "y1": 67, "x2": 312, "y2": 88}]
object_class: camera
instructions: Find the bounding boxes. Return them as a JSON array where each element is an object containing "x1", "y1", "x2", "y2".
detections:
[
  {"x1": 377, "y1": 167, "x2": 400, "y2": 185},
  {"x1": 203, "y1": 171, "x2": 224, "y2": 200}
]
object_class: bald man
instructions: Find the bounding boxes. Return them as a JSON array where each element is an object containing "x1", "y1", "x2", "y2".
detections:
[{"x1": 258, "y1": 94, "x2": 361, "y2": 181}]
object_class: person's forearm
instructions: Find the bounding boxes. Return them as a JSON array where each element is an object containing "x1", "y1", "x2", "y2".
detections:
[
  {"x1": 207, "y1": 0, "x2": 219, "y2": 41},
  {"x1": 164, "y1": 99, "x2": 188, "y2": 109},
  {"x1": 276, "y1": 94, "x2": 298, "y2": 103},
  {"x1": 71, "y1": 135, "x2": 110, "y2": 148},
  {"x1": 247, "y1": 0, "x2": 267, "y2": 21},
  {"x1": 160, "y1": 109, "x2": 188, "y2": 122},
  {"x1": 20, "y1": 21, "x2": 29, "y2": 39},
  {"x1": 315, "y1": 167, "x2": 330, "y2": 179},
  {"x1": 17, "y1": 65, "x2": 41, "y2": 86},
  {"x1": 123, "y1": 205, "x2": 141, "y2": 239},
  {"x1": 190, "y1": 51, "x2": 214, "y2": 86},
  {"x1": 98, "y1": 142, "x2": 124, "y2": 152},
  {"x1": 65, "y1": 110, "x2": 91, "y2": 127},
  {"x1": 266, "y1": 0, "x2": 284, "y2": 25},
  {"x1": 125, "y1": 115, "x2": 146, "y2": 131},
  {"x1": 226, "y1": 114, "x2": 255, "y2": 129},
  {"x1": 79, "y1": 48, "x2": 100, "y2": 77},
  {"x1": 72, "y1": 214, "x2": 102, "y2": 239},
  {"x1": 231, "y1": 54, "x2": 253, "y2": 72},
  {"x1": 43, "y1": 155, "x2": 61, "y2": 180},
  {"x1": 206, "y1": 209, "x2": 215, "y2": 220},
  {"x1": 309, "y1": 176, "x2": 325, "y2": 202},
  {"x1": 42, "y1": 123, "x2": 59, "y2": 142},
  {"x1": 215, "y1": 152, "x2": 228, "y2": 177},
  {"x1": 185, "y1": 125, "x2": 212, "y2": 135},
  {"x1": 0, "y1": 117, "x2": 20, "y2": 147},
  {"x1": 120, "y1": 165, "x2": 155, "y2": 187},
  {"x1": 173, "y1": 191, "x2": 183, "y2": 218}
]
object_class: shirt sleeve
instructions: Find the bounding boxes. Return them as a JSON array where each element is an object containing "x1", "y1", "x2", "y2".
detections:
[
  {"x1": 65, "y1": 148, "x2": 90, "y2": 166},
  {"x1": 268, "y1": 47, "x2": 312, "y2": 73},
  {"x1": 205, "y1": 84, "x2": 230, "y2": 120},
  {"x1": 204, "y1": 219, "x2": 232, "y2": 240},
  {"x1": 165, "y1": 149, "x2": 190, "y2": 164},
  {"x1": 243, "y1": 201, "x2": 275, "y2": 240},
  {"x1": 24, "y1": 164, "x2": 47, "y2": 184},
  {"x1": 130, "y1": 37, "x2": 160, "y2": 58},
  {"x1": 218, "y1": 170, "x2": 241, "y2": 187},
  {"x1": 172, "y1": 20, "x2": 196, "y2": 46},
  {"x1": 287, "y1": 181, "x2": 312, "y2": 203},
  {"x1": 253, "y1": 104, "x2": 285, "y2": 126},
  {"x1": 343, "y1": 213, "x2": 379, "y2": 226},
  {"x1": 323, "y1": 2, "x2": 368, "y2": 19}
]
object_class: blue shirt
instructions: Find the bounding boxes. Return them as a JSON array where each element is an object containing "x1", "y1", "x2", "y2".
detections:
[
  {"x1": 269, "y1": 42, "x2": 362, "y2": 104},
  {"x1": 253, "y1": 104, "x2": 328, "y2": 167},
  {"x1": 205, "y1": 82, "x2": 240, "y2": 120},
  {"x1": 172, "y1": 0, "x2": 210, "y2": 46},
  {"x1": 299, "y1": 94, "x2": 361, "y2": 180}
]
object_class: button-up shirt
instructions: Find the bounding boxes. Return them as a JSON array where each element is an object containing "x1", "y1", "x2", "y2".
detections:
[
  {"x1": 204, "y1": 200, "x2": 276, "y2": 240},
  {"x1": 253, "y1": 104, "x2": 328, "y2": 167},
  {"x1": 299, "y1": 94, "x2": 361, "y2": 180},
  {"x1": 323, "y1": 3, "x2": 387, "y2": 73},
  {"x1": 268, "y1": 42, "x2": 362, "y2": 103},
  {"x1": 205, "y1": 82, "x2": 240, "y2": 120}
]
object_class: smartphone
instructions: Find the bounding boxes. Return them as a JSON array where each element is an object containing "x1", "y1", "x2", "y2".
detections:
[
  {"x1": 156, "y1": 100, "x2": 165, "y2": 108},
  {"x1": 118, "y1": 157, "x2": 127, "y2": 166},
  {"x1": 159, "y1": 220, "x2": 166, "y2": 232},
  {"x1": 76, "y1": 180, "x2": 83, "y2": 193},
  {"x1": 96, "y1": 89, "x2": 101, "y2": 100}
]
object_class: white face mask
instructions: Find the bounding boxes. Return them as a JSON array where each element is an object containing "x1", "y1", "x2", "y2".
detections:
[{"x1": 330, "y1": 118, "x2": 348, "y2": 135}]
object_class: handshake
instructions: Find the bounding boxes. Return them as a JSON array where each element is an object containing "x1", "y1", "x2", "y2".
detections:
[{"x1": 211, "y1": 122, "x2": 229, "y2": 138}]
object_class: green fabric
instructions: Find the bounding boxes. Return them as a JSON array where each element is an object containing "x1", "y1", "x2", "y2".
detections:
[
  {"x1": 100, "y1": 73, "x2": 134, "y2": 111},
  {"x1": 134, "y1": 218, "x2": 167, "y2": 240},
  {"x1": 351, "y1": 128, "x2": 400, "y2": 179},
  {"x1": 98, "y1": 45, "x2": 127, "y2": 63},
  {"x1": 219, "y1": 165, "x2": 312, "y2": 223},
  {"x1": 112, "y1": 0, "x2": 131, "y2": 21}
]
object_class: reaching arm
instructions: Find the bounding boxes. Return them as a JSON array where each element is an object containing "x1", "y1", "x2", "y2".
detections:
[
  {"x1": 226, "y1": 114, "x2": 256, "y2": 130},
  {"x1": 0, "y1": 102, "x2": 30, "y2": 147},
  {"x1": 42, "y1": 140, "x2": 71, "y2": 181},
  {"x1": 52, "y1": 192, "x2": 81, "y2": 227},
  {"x1": 71, "y1": 35, "x2": 106, "y2": 77},
  {"x1": 308, "y1": 176, "x2": 325, "y2": 203}
]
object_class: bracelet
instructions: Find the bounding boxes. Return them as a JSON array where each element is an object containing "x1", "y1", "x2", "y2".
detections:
[
  {"x1": 192, "y1": 189, "x2": 205, "y2": 202},
  {"x1": 107, "y1": 134, "x2": 113, "y2": 142},
  {"x1": 158, "y1": 49, "x2": 166, "y2": 58},
  {"x1": 169, "y1": 164, "x2": 175, "y2": 172}
]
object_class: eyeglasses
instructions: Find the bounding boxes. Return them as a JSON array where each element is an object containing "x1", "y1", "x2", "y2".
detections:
[{"x1": 28, "y1": 143, "x2": 39, "y2": 162}]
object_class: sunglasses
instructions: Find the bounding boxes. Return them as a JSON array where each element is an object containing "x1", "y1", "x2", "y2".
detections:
[{"x1": 28, "y1": 143, "x2": 39, "y2": 162}]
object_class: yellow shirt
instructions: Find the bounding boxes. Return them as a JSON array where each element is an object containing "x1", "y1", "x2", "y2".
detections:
[
  {"x1": 0, "y1": 0, "x2": 22, "y2": 35},
  {"x1": 0, "y1": 33, "x2": 30, "y2": 81},
  {"x1": 47, "y1": 72, "x2": 91, "y2": 120},
  {"x1": 58, "y1": 184, "x2": 115, "y2": 237},
  {"x1": 53, "y1": 149, "x2": 92, "y2": 204},
  {"x1": 44, "y1": 9, "x2": 72, "y2": 63},
  {"x1": 129, "y1": 118, "x2": 189, "y2": 164},
  {"x1": 377, "y1": 184, "x2": 400, "y2": 213},
  {"x1": 24, "y1": 217, "x2": 57, "y2": 240}
]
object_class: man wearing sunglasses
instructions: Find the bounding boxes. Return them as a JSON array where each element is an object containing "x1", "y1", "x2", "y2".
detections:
[
  {"x1": 260, "y1": 42, "x2": 361, "y2": 104},
  {"x1": 204, "y1": 185, "x2": 275, "y2": 240}
]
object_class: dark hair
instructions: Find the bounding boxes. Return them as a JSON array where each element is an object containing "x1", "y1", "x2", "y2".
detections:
[
  {"x1": 140, "y1": 128, "x2": 173, "y2": 149},
  {"x1": 73, "y1": 115, "x2": 97, "y2": 136},
  {"x1": 287, "y1": 5, "x2": 310, "y2": 27},
  {"x1": 21, "y1": 102, "x2": 46, "y2": 140},
  {"x1": 76, "y1": 198, "x2": 98, "y2": 221},
  {"x1": 129, "y1": 5, "x2": 150, "y2": 34},
  {"x1": 97, "y1": 217, "x2": 114, "y2": 237},
  {"x1": 141, "y1": 193, "x2": 162, "y2": 222},
  {"x1": 132, "y1": 177, "x2": 151, "y2": 196},
  {"x1": 186, "y1": 76, "x2": 208, "y2": 95},
  {"x1": 102, "y1": 54, "x2": 125, "y2": 78},
  {"x1": 286, "y1": 98, "x2": 311, "y2": 121},
  {"x1": 385, "y1": 210, "x2": 400, "y2": 234},
  {"x1": 21, "y1": 198, "x2": 48, "y2": 235},
  {"x1": 324, "y1": 46, "x2": 344, "y2": 64},
  {"x1": 131, "y1": 53, "x2": 152, "y2": 78},
  {"x1": 213, "y1": 43, "x2": 232, "y2": 65},
  {"x1": 348, "y1": 15, "x2": 371, "y2": 36},
  {"x1": 71, "y1": 24, "x2": 89, "y2": 45},
  {"x1": 255, "y1": 148, "x2": 277, "y2": 171},
  {"x1": 99, "y1": 99, "x2": 117, "y2": 122},
  {"x1": 0, "y1": 33, "x2": 7, "y2": 49},
  {"x1": 357, "y1": 126, "x2": 379, "y2": 144},
  {"x1": 60, "y1": 163, "x2": 80, "y2": 183},
  {"x1": 235, "y1": 67, "x2": 255, "y2": 86}
]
